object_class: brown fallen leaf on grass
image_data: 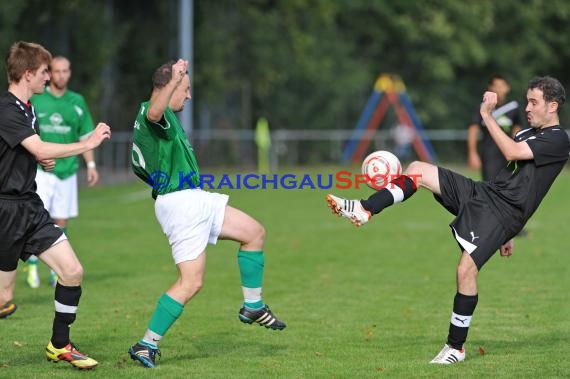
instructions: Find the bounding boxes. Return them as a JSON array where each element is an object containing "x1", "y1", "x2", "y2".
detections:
[
  {"x1": 479, "y1": 346, "x2": 485, "y2": 355},
  {"x1": 315, "y1": 352, "x2": 323, "y2": 357}
]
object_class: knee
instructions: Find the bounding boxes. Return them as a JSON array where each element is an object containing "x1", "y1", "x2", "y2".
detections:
[
  {"x1": 180, "y1": 277, "x2": 204, "y2": 298},
  {"x1": 245, "y1": 222, "x2": 265, "y2": 248},
  {"x1": 59, "y1": 263, "x2": 84, "y2": 285},
  {"x1": 254, "y1": 224, "x2": 266, "y2": 244},
  {"x1": 404, "y1": 161, "x2": 424, "y2": 175}
]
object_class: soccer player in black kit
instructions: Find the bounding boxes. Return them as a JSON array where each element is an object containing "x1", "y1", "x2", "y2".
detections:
[
  {"x1": 0, "y1": 41, "x2": 110, "y2": 369},
  {"x1": 467, "y1": 74, "x2": 522, "y2": 181},
  {"x1": 326, "y1": 76, "x2": 569, "y2": 364}
]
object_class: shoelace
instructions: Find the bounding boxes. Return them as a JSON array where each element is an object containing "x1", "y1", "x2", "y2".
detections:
[
  {"x1": 433, "y1": 346, "x2": 451, "y2": 361},
  {"x1": 149, "y1": 347, "x2": 162, "y2": 361},
  {"x1": 68, "y1": 342, "x2": 89, "y2": 358}
]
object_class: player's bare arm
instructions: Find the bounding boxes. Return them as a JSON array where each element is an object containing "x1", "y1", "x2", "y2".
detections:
[
  {"x1": 480, "y1": 91, "x2": 534, "y2": 161},
  {"x1": 81, "y1": 149, "x2": 99, "y2": 187},
  {"x1": 147, "y1": 59, "x2": 188, "y2": 122},
  {"x1": 21, "y1": 122, "x2": 111, "y2": 161},
  {"x1": 467, "y1": 123, "x2": 481, "y2": 170}
]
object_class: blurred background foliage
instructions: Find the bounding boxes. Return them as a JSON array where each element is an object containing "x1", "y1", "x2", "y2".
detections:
[{"x1": 2, "y1": 0, "x2": 569, "y2": 135}]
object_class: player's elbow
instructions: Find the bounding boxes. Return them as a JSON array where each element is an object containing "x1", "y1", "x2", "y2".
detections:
[
  {"x1": 146, "y1": 108, "x2": 163, "y2": 123},
  {"x1": 503, "y1": 150, "x2": 518, "y2": 161},
  {"x1": 20, "y1": 135, "x2": 46, "y2": 160},
  {"x1": 504, "y1": 142, "x2": 533, "y2": 161}
]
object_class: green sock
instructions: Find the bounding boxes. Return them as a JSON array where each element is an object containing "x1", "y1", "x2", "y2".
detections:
[
  {"x1": 238, "y1": 250, "x2": 264, "y2": 309},
  {"x1": 145, "y1": 293, "x2": 184, "y2": 343},
  {"x1": 27, "y1": 255, "x2": 38, "y2": 264}
]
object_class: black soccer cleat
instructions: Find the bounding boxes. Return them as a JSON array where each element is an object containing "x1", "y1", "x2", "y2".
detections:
[
  {"x1": 239, "y1": 304, "x2": 286, "y2": 330},
  {"x1": 128, "y1": 342, "x2": 161, "y2": 368}
]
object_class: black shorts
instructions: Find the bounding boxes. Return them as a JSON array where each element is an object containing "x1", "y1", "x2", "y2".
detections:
[
  {"x1": 0, "y1": 194, "x2": 64, "y2": 272},
  {"x1": 434, "y1": 167, "x2": 510, "y2": 270}
]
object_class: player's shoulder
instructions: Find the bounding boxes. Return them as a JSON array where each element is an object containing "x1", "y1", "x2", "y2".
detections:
[
  {"x1": 543, "y1": 125, "x2": 569, "y2": 142},
  {"x1": 64, "y1": 89, "x2": 86, "y2": 104},
  {"x1": 0, "y1": 91, "x2": 16, "y2": 106},
  {"x1": 0, "y1": 91, "x2": 10, "y2": 107},
  {"x1": 0, "y1": 92, "x2": 26, "y2": 115}
]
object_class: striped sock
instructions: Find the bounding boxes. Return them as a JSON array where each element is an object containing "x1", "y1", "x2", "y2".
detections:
[
  {"x1": 361, "y1": 175, "x2": 418, "y2": 214},
  {"x1": 51, "y1": 283, "x2": 81, "y2": 348},
  {"x1": 447, "y1": 292, "x2": 478, "y2": 350},
  {"x1": 142, "y1": 293, "x2": 184, "y2": 346},
  {"x1": 238, "y1": 250, "x2": 264, "y2": 310}
]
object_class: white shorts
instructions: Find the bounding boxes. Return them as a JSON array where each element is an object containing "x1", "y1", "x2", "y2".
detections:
[
  {"x1": 35, "y1": 170, "x2": 78, "y2": 219},
  {"x1": 155, "y1": 189, "x2": 229, "y2": 264}
]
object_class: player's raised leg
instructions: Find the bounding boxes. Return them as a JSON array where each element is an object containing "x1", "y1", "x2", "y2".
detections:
[
  {"x1": 218, "y1": 205, "x2": 286, "y2": 330},
  {"x1": 327, "y1": 161, "x2": 440, "y2": 226},
  {"x1": 39, "y1": 239, "x2": 98, "y2": 370},
  {"x1": 129, "y1": 254, "x2": 205, "y2": 368},
  {"x1": 0, "y1": 270, "x2": 18, "y2": 319}
]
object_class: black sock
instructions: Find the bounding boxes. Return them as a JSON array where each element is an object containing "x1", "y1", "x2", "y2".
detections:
[
  {"x1": 360, "y1": 175, "x2": 418, "y2": 214},
  {"x1": 51, "y1": 283, "x2": 82, "y2": 348},
  {"x1": 447, "y1": 292, "x2": 478, "y2": 350}
]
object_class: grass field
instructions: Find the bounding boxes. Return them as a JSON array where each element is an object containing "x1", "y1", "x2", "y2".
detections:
[{"x1": 1, "y1": 165, "x2": 569, "y2": 378}]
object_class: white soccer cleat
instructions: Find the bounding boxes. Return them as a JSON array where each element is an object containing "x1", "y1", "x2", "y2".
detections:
[
  {"x1": 429, "y1": 344, "x2": 465, "y2": 365},
  {"x1": 326, "y1": 194, "x2": 371, "y2": 227},
  {"x1": 26, "y1": 263, "x2": 40, "y2": 289}
]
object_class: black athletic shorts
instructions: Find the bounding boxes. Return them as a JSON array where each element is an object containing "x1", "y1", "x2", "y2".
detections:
[
  {"x1": 0, "y1": 194, "x2": 64, "y2": 272},
  {"x1": 433, "y1": 167, "x2": 511, "y2": 270}
]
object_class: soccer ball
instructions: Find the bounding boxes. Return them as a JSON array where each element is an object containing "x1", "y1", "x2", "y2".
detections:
[{"x1": 361, "y1": 150, "x2": 402, "y2": 189}]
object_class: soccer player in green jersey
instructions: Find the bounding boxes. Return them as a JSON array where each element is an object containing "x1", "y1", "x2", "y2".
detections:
[
  {"x1": 128, "y1": 59, "x2": 286, "y2": 368},
  {"x1": 25, "y1": 56, "x2": 100, "y2": 288}
]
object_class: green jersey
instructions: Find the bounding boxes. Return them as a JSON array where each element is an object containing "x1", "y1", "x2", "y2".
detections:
[
  {"x1": 31, "y1": 87, "x2": 94, "y2": 179},
  {"x1": 131, "y1": 101, "x2": 200, "y2": 198}
]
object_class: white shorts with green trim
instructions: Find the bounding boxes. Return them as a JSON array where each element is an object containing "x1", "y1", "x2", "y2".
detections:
[{"x1": 154, "y1": 189, "x2": 228, "y2": 264}]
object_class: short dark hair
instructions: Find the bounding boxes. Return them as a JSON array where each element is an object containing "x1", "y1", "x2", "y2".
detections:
[
  {"x1": 5, "y1": 41, "x2": 52, "y2": 83},
  {"x1": 528, "y1": 76, "x2": 566, "y2": 110},
  {"x1": 152, "y1": 60, "x2": 176, "y2": 89},
  {"x1": 489, "y1": 74, "x2": 508, "y2": 86}
]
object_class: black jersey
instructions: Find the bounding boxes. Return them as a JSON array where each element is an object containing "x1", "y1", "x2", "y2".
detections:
[
  {"x1": 0, "y1": 91, "x2": 39, "y2": 196},
  {"x1": 484, "y1": 125, "x2": 570, "y2": 232}
]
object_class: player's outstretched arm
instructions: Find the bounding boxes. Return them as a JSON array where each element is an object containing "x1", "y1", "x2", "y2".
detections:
[
  {"x1": 21, "y1": 122, "x2": 111, "y2": 161},
  {"x1": 147, "y1": 59, "x2": 188, "y2": 122}
]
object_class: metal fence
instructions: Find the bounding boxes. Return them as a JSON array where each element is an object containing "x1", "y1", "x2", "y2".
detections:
[
  {"x1": 89, "y1": 128, "x2": 469, "y2": 186},
  {"x1": 100, "y1": 129, "x2": 468, "y2": 169}
]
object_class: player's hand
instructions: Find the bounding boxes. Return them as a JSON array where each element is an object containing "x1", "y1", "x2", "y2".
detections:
[
  {"x1": 39, "y1": 159, "x2": 55, "y2": 172},
  {"x1": 172, "y1": 59, "x2": 188, "y2": 84},
  {"x1": 468, "y1": 151, "x2": 481, "y2": 170},
  {"x1": 87, "y1": 167, "x2": 99, "y2": 187},
  {"x1": 499, "y1": 239, "x2": 514, "y2": 257},
  {"x1": 87, "y1": 123, "x2": 111, "y2": 149},
  {"x1": 480, "y1": 91, "x2": 498, "y2": 116}
]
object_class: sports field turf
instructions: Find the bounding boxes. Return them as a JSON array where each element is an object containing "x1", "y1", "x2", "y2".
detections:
[{"x1": 1, "y1": 166, "x2": 569, "y2": 378}]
